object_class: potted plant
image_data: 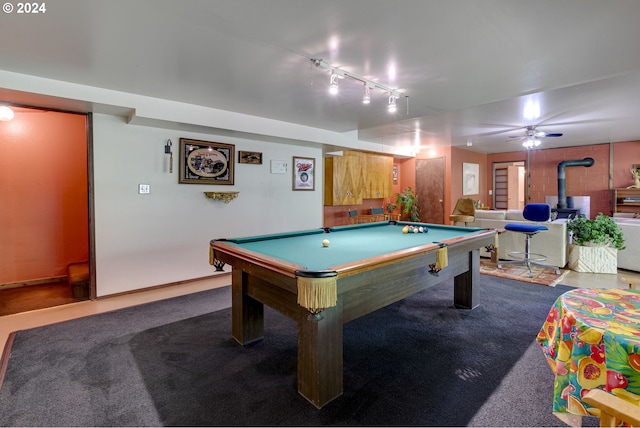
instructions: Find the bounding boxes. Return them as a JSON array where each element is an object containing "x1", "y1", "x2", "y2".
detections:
[
  {"x1": 566, "y1": 213, "x2": 626, "y2": 274},
  {"x1": 395, "y1": 187, "x2": 421, "y2": 222},
  {"x1": 386, "y1": 199, "x2": 396, "y2": 214}
]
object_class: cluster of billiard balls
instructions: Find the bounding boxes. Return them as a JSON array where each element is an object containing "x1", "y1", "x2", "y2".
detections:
[{"x1": 402, "y1": 225, "x2": 428, "y2": 234}]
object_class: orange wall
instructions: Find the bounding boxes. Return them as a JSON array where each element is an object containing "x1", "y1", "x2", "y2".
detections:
[
  {"x1": 486, "y1": 142, "x2": 640, "y2": 218},
  {"x1": 450, "y1": 147, "x2": 488, "y2": 208},
  {"x1": 528, "y1": 144, "x2": 610, "y2": 216},
  {"x1": 393, "y1": 141, "x2": 639, "y2": 223},
  {"x1": 319, "y1": 141, "x2": 639, "y2": 227},
  {"x1": 0, "y1": 109, "x2": 88, "y2": 283}
]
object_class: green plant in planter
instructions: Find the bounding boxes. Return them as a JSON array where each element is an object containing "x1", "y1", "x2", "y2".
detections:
[
  {"x1": 386, "y1": 201, "x2": 396, "y2": 214},
  {"x1": 395, "y1": 187, "x2": 421, "y2": 222},
  {"x1": 566, "y1": 213, "x2": 626, "y2": 250}
]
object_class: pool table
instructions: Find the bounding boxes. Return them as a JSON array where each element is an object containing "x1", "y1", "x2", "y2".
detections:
[{"x1": 210, "y1": 221, "x2": 496, "y2": 408}]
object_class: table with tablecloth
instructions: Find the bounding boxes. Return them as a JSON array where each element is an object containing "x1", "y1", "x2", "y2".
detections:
[{"x1": 537, "y1": 287, "x2": 640, "y2": 424}]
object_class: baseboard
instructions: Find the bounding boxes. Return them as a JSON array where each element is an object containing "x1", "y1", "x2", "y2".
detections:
[
  {"x1": 95, "y1": 272, "x2": 231, "y2": 301},
  {"x1": 0, "y1": 276, "x2": 67, "y2": 291}
]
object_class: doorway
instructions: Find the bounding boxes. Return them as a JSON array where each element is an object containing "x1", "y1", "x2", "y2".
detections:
[
  {"x1": 416, "y1": 157, "x2": 445, "y2": 223},
  {"x1": 0, "y1": 106, "x2": 91, "y2": 315},
  {"x1": 493, "y1": 161, "x2": 525, "y2": 210}
]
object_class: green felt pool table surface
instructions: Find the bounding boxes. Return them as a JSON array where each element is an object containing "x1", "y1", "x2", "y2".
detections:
[{"x1": 221, "y1": 222, "x2": 484, "y2": 271}]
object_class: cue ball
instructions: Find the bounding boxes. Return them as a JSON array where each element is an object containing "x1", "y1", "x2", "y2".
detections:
[{"x1": 322, "y1": 239, "x2": 330, "y2": 247}]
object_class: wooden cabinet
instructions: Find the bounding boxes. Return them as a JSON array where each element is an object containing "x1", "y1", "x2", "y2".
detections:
[
  {"x1": 324, "y1": 152, "x2": 366, "y2": 206},
  {"x1": 365, "y1": 154, "x2": 393, "y2": 199},
  {"x1": 324, "y1": 151, "x2": 393, "y2": 206},
  {"x1": 613, "y1": 188, "x2": 640, "y2": 214}
]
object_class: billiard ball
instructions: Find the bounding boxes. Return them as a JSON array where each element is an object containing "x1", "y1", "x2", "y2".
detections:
[{"x1": 322, "y1": 239, "x2": 330, "y2": 247}]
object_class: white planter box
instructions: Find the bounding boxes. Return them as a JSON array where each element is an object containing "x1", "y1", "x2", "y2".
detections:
[{"x1": 567, "y1": 244, "x2": 617, "y2": 274}]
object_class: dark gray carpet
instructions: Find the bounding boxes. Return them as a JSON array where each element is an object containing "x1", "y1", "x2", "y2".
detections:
[{"x1": 0, "y1": 276, "x2": 597, "y2": 426}]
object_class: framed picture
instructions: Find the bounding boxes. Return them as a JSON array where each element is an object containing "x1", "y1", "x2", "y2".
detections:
[
  {"x1": 393, "y1": 164, "x2": 399, "y2": 184},
  {"x1": 292, "y1": 156, "x2": 315, "y2": 191},
  {"x1": 238, "y1": 151, "x2": 262, "y2": 164},
  {"x1": 462, "y1": 162, "x2": 479, "y2": 195},
  {"x1": 179, "y1": 138, "x2": 234, "y2": 185}
]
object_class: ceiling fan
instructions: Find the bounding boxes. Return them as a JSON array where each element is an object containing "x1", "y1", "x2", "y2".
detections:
[{"x1": 507, "y1": 125, "x2": 563, "y2": 148}]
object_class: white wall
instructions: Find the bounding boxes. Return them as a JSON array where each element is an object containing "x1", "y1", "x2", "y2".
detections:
[
  {"x1": 1, "y1": 70, "x2": 390, "y2": 297},
  {"x1": 93, "y1": 114, "x2": 322, "y2": 296}
]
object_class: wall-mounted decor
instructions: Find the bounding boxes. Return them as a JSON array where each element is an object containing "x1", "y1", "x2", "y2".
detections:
[
  {"x1": 179, "y1": 138, "x2": 234, "y2": 185},
  {"x1": 631, "y1": 164, "x2": 640, "y2": 189},
  {"x1": 270, "y1": 159, "x2": 287, "y2": 174},
  {"x1": 204, "y1": 191, "x2": 239, "y2": 203},
  {"x1": 462, "y1": 162, "x2": 479, "y2": 195},
  {"x1": 239, "y1": 151, "x2": 262, "y2": 164},
  {"x1": 292, "y1": 156, "x2": 315, "y2": 191},
  {"x1": 393, "y1": 164, "x2": 399, "y2": 184}
]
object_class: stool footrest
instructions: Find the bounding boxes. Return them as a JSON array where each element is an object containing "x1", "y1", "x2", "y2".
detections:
[{"x1": 506, "y1": 251, "x2": 548, "y2": 263}]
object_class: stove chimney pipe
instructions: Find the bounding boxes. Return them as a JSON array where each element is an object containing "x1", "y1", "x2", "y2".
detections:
[{"x1": 557, "y1": 157, "x2": 594, "y2": 209}]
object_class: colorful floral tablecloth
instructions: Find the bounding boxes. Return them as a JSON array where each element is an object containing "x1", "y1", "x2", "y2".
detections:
[{"x1": 537, "y1": 288, "x2": 640, "y2": 423}]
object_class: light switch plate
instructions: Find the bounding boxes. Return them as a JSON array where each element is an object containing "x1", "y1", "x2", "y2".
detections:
[{"x1": 139, "y1": 184, "x2": 150, "y2": 194}]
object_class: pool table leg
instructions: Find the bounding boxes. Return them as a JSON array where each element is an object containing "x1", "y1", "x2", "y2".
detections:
[
  {"x1": 297, "y1": 302, "x2": 344, "y2": 408},
  {"x1": 453, "y1": 249, "x2": 480, "y2": 309},
  {"x1": 231, "y1": 270, "x2": 265, "y2": 345}
]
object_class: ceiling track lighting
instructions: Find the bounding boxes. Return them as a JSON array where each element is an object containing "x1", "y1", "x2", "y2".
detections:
[
  {"x1": 329, "y1": 73, "x2": 339, "y2": 95},
  {"x1": 362, "y1": 84, "x2": 371, "y2": 104},
  {"x1": 311, "y1": 58, "x2": 407, "y2": 113},
  {"x1": 387, "y1": 94, "x2": 397, "y2": 113}
]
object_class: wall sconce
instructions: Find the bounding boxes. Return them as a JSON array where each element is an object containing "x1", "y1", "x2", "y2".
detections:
[
  {"x1": 165, "y1": 139, "x2": 173, "y2": 173},
  {"x1": 0, "y1": 106, "x2": 15, "y2": 121}
]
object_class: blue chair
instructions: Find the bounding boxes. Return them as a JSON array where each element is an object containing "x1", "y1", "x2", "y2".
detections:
[{"x1": 498, "y1": 203, "x2": 560, "y2": 277}]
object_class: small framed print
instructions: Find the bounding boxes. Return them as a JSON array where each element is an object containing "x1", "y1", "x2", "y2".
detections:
[
  {"x1": 179, "y1": 138, "x2": 234, "y2": 185},
  {"x1": 462, "y1": 162, "x2": 479, "y2": 195},
  {"x1": 292, "y1": 156, "x2": 315, "y2": 191},
  {"x1": 238, "y1": 151, "x2": 262, "y2": 164}
]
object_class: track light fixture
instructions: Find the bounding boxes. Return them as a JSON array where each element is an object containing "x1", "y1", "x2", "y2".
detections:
[
  {"x1": 311, "y1": 58, "x2": 406, "y2": 113},
  {"x1": 329, "y1": 73, "x2": 339, "y2": 95},
  {"x1": 387, "y1": 94, "x2": 397, "y2": 113},
  {"x1": 362, "y1": 84, "x2": 371, "y2": 104}
]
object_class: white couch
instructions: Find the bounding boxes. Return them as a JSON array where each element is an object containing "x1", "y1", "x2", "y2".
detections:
[
  {"x1": 467, "y1": 209, "x2": 568, "y2": 269},
  {"x1": 613, "y1": 214, "x2": 640, "y2": 272}
]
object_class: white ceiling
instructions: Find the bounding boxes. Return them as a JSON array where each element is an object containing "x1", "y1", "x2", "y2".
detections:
[{"x1": 2, "y1": 0, "x2": 640, "y2": 154}]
